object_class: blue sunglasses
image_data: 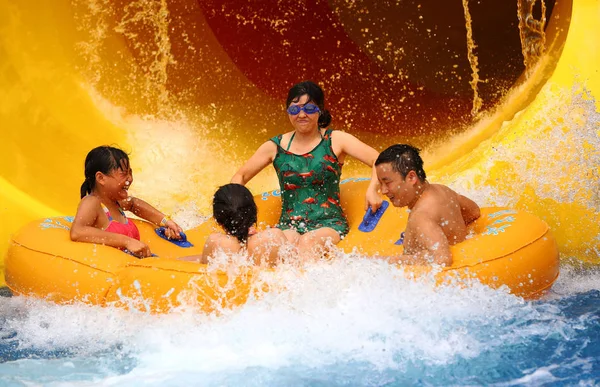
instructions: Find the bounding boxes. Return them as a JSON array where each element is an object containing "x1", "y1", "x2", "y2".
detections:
[{"x1": 287, "y1": 104, "x2": 321, "y2": 115}]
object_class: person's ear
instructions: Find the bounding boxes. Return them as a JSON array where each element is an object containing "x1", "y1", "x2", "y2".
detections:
[
  {"x1": 406, "y1": 170, "x2": 418, "y2": 185},
  {"x1": 95, "y1": 171, "x2": 106, "y2": 186}
]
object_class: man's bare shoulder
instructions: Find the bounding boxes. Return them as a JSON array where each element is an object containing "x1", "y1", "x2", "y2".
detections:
[
  {"x1": 408, "y1": 204, "x2": 436, "y2": 225},
  {"x1": 430, "y1": 183, "x2": 460, "y2": 197},
  {"x1": 428, "y1": 184, "x2": 463, "y2": 206},
  {"x1": 413, "y1": 185, "x2": 447, "y2": 213},
  {"x1": 413, "y1": 184, "x2": 462, "y2": 219}
]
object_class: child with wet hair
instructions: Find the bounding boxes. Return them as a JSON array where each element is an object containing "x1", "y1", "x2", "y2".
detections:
[
  {"x1": 71, "y1": 145, "x2": 183, "y2": 258},
  {"x1": 183, "y1": 184, "x2": 286, "y2": 265},
  {"x1": 203, "y1": 183, "x2": 258, "y2": 257}
]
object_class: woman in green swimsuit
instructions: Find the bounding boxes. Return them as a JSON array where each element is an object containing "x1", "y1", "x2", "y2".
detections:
[{"x1": 231, "y1": 81, "x2": 382, "y2": 260}]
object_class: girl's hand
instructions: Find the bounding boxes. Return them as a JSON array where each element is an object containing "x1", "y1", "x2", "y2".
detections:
[
  {"x1": 125, "y1": 239, "x2": 152, "y2": 258},
  {"x1": 164, "y1": 219, "x2": 183, "y2": 240}
]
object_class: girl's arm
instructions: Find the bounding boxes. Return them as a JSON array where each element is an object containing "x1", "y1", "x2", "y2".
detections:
[
  {"x1": 121, "y1": 197, "x2": 183, "y2": 239},
  {"x1": 231, "y1": 141, "x2": 277, "y2": 185},
  {"x1": 333, "y1": 131, "x2": 382, "y2": 212},
  {"x1": 70, "y1": 196, "x2": 152, "y2": 257}
]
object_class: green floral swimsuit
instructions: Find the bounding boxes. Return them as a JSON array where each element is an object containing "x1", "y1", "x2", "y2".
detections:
[{"x1": 271, "y1": 129, "x2": 349, "y2": 237}]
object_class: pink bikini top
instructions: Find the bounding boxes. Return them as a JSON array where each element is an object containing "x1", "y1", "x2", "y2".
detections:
[{"x1": 101, "y1": 203, "x2": 140, "y2": 241}]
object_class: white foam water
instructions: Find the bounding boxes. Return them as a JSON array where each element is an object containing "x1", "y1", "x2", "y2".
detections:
[{"x1": 2, "y1": 253, "x2": 598, "y2": 386}]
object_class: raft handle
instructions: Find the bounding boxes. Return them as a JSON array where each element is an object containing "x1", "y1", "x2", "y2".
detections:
[
  {"x1": 155, "y1": 227, "x2": 194, "y2": 248},
  {"x1": 358, "y1": 200, "x2": 389, "y2": 232}
]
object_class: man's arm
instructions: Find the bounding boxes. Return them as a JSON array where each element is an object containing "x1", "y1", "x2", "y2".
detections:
[
  {"x1": 458, "y1": 194, "x2": 480, "y2": 225},
  {"x1": 380, "y1": 216, "x2": 453, "y2": 266}
]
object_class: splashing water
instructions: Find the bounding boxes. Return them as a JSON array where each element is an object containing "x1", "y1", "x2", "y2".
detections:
[
  {"x1": 114, "y1": 0, "x2": 175, "y2": 115},
  {"x1": 1, "y1": 255, "x2": 600, "y2": 386},
  {"x1": 518, "y1": 0, "x2": 547, "y2": 77},
  {"x1": 461, "y1": 0, "x2": 483, "y2": 117}
]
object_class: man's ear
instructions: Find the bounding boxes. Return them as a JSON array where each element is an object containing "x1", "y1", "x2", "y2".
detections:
[{"x1": 406, "y1": 170, "x2": 418, "y2": 184}]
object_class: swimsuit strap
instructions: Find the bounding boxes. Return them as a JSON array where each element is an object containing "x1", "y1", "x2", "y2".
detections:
[
  {"x1": 116, "y1": 202, "x2": 127, "y2": 218},
  {"x1": 100, "y1": 202, "x2": 128, "y2": 223},
  {"x1": 286, "y1": 130, "x2": 325, "y2": 151},
  {"x1": 100, "y1": 203, "x2": 113, "y2": 222},
  {"x1": 286, "y1": 132, "x2": 296, "y2": 151}
]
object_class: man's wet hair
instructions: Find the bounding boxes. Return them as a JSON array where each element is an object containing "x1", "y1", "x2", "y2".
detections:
[{"x1": 375, "y1": 144, "x2": 427, "y2": 181}]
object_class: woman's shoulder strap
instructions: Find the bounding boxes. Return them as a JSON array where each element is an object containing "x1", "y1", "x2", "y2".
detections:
[
  {"x1": 270, "y1": 134, "x2": 283, "y2": 146},
  {"x1": 323, "y1": 128, "x2": 335, "y2": 141}
]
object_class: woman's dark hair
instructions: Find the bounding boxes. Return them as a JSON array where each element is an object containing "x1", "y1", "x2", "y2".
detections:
[
  {"x1": 286, "y1": 81, "x2": 332, "y2": 128},
  {"x1": 375, "y1": 144, "x2": 427, "y2": 181},
  {"x1": 80, "y1": 146, "x2": 130, "y2": 198},
  {"x1": 213, "y1": 184, "x2": 258, "y2": 243}
]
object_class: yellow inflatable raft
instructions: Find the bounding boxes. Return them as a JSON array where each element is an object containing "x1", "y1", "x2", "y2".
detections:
[{"x1": 4, "y1": 180, "x2": 559, "y2": 313}]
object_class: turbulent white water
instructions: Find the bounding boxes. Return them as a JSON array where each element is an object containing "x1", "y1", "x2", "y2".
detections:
[{"x1": 2, "y1": 254, "x2": 599, "y2": 386}]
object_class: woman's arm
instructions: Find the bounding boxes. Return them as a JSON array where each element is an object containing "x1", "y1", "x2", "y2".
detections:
[
  {"x1": 231, "y1": 141, "x2": 278, "y2": 185},
  {"x1": 333, "y1": 131, "x2": 382, "y2": 212}
]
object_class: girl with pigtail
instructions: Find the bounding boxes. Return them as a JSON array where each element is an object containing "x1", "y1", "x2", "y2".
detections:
[{"x1": 71, "y1": 146, "x2": 183, "y2": 258}]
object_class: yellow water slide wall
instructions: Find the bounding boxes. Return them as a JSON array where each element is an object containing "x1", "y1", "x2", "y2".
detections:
[
  {"x1": 429, "y1": 0, "x2": 600, "y2": 263},
  {"x1": 1, "y1": 0, "x2": 599, "y2": 287}
]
